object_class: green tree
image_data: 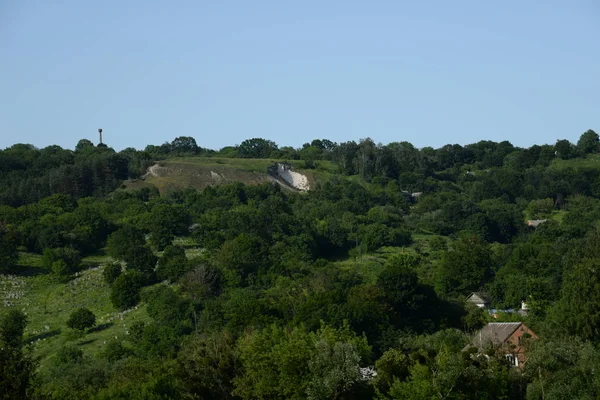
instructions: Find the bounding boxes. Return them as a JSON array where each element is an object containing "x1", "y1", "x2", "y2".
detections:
[
  {"x1": 106, "y1": 226, "x2": 145, "y2": 260},
  {"x1": 388, "y1": 329, "x2": 511, "y2": 400},
  {"x1": 156, "y1": 245, "x2": 188, "y2": 282},
  {"x1": 552, "y1": 258, "x2": 600, "y2": 341},
  {"x1": 526, "y1": 198, "x2": 554, "y2": 219},
  {"x1": 147, "y1": 204, "x2": 191, "y2": 251},
  {"x1": 307, "y1": 340, "x2": 361, "y2": 400},
  {"x1": 171, "y1": 136, "x2": 199, "y2": 154},
  {"x1": 122, "y1": 245, "x2": 157, "y2": 279},
  {"x1": 233, "y1": 322, "x2": 370, "y2": 400},
  {"x1": 0, "y1": 226, "x2": 19, "y2": 274},
  {"x1": 234, "y1": 325, "x2": 312, "y2": 399},
  {"x1": 178, "y1": 332, "x2": 237, "y2": 399},
  {"x1": 102, "y1": 261, "x2": 122, "y2": 285},
  {"x1": 478, "y1": 198, "x2": 523, "y2": 243},
  {"x1": 306, "y1": 323, "x2": 371, "y2": 400},
  {"x1": 42, "y1": 247, "x2": 81, "y2": 282},
  {"x1": 110, "y1": 271, "x2": 143, "y2": 310},
  {"x1": 216, "y1": 234, "x2": 267, "y2": 286},
  {"x1": 525, "y1": 338, "x2": 600, "y2": 399},
  {"x1": 101, "y1": 339, "x2": 132, "y2": 362},
  {"x1": 377, "y1": 254, "x2": 421, "y2": 310},
  {"x1": 180, "y1": 264, "x2": 222, "y2": 304},
  {"x1": 145, "y1": 285, "x2": 191, "y2": 326},
  {"x1": 237, "y1": 138, "x2": 278, "y2": 158},
  {"x1": 554, "y1": 139, "x2": 575, "y2": 159},
  {"x1": 372, "y1": 348, "x2": 410, "y2": 397},
  {"x1": 577, "y1": 129, "x2": 600, "y2": 155},
  {"x1": 54, "y1": 344, "x2": 84, "y2": 365},
  {"x1": 345, "y1": 284, "x2": 390, "y2": 346},
  {"x1": 0, "y1": 310, "x2": 37, "y2": 399},
  {"x1": 436, "y1": 235, "x2": 492, "y2": 298},
  {"x1": 66, "y1": 308, "x2": 96, "y2": 331},
  {"x1": 148, "y1": 225, "x2": 174, "y2": 251},
  {"x1": 75, "y1": 139, "x2": 95, "y2": 152}
]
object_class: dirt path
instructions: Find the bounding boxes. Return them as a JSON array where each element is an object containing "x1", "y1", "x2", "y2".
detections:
[{"x1": 143, "y1": 163, "x2": 162, "y2": 179}]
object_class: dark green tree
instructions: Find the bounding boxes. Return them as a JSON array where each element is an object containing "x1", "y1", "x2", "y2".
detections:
[
  {"x1": 237, "y1": 138, "x2": 278, "y2": 158},
  {"x1": 102, "y1": 339, "x2": 132, "y2": 362},
  {"x1": 552, "y1": 258, "x2": 600, "y2": 341},
  {"x1": 577, "y1": 129, "x2": 600, "y2": 154},
  {"x1": 75, "y1": 139, "x2": 95, "y2": 152},
  {"x1": 0, "y1": 226, "x2": 19, "y2": 274},
  {"x1": 0, "y1": 310, "x2": 37, "y2": 399},
  {"x1": 377, "y1": 254, "x2": 421, "y2": 310},
  {"x1": 102, "y1": 261, "x2": 122, "y2": 285},
  {"x1": 178, "y1": 331, "x2": 237, "y2": 399},
  {"x1": 42, "y1": 247, "x2": 81, "y2": 282},
  {"x1": 171, "y1": 136, "x2": 199, "y2": 154},
  {"x1": 110, "y1": 271, "x2": 143, "y2": 310},
  {"x1": 106, "y1": 226, "x2": 145, "y2": 260},
  {"x1": 156, "y1": 245, "x2": 188, "y2": 282},
  {"x1": 145, "y1": 285, "x2": 192, "y2": 327},
  {"x1": 555, "y1": 139, "x2": 575, "y2": 159},
  {"x1": 436, "y1": 235, "x2": 492, "y2": 297},
  {"x1": 66, "y1": 308, "x2": 96, "y2": 331},
  {"x1": 122, "y1": 246, "x2": 157, "y2": 279},
  {"x1": 216, "y1": 234, "x2": 267, "y2": 286}
]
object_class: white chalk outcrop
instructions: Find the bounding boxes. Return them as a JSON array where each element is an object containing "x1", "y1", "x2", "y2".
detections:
[{"x1": 272, "y1": 163, "x2": 310, "y2": 191}]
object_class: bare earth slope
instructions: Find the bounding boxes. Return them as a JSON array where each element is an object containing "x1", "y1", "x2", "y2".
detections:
[{"x1": 123, "y1": 157, "x2": 325, "y2": 194}]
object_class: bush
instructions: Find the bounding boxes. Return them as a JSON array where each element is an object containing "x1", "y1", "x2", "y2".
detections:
[
  {"x1": 55, "y1": 345, "x2": 83, "y2": 365},
  {"x1": 51, "y1": 260, "x2": 71, "y2": 283},
  {"x1": 102, "y1": 339, "x2": 132, "y2": 362},
  {"x1": 66, "y1": 308, "x2": 96, "y2": 331}
]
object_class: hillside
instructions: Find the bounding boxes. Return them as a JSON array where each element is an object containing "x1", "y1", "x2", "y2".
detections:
[
  {"x1": 122, "y1": 157, "x2": 337, "y2": 194},
  {"x1": 4, "y1": 133, "x2": 600, "y2": 398}
]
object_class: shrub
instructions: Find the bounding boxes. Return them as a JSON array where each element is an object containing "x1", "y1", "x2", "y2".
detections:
[
  {"x1": 66, "y1": 308, "x2": 96, "y2": 331},
  {"x1": 102, "y1": 339, "x2": 132, "y2": 362},
  {"x1": 42, "y1": 247, "x2": 81, "y2": 281},
  {"x1": 55, "y1": 345, "x2": 83, "y2": 365}
]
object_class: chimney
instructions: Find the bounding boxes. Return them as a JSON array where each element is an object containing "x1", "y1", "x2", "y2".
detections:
[{"x1": 98, "y1": 128, "x2": 103, "y2": 145}]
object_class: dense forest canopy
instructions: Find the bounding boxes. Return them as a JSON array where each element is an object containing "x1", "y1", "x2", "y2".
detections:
[{"x1": 2, "y1": 130, "x2": 600, "y2": 399}]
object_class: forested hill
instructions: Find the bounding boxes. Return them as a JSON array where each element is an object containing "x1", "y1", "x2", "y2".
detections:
[
  {"x1": 2, "y1": 130, "x2": 600, "y2": 399},
  {"x1": 2, "y1": 131, "x2": 600, "y2": 206}
]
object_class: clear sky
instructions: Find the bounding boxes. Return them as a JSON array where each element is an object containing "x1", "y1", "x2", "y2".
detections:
[{"x1": 1, "y1": 1, "x2": 599, "y2": 151}]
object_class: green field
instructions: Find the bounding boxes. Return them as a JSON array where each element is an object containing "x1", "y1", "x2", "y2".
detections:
[
  {"x1": 335, "y1": 233, "x2": 447, "y2": 284},
  {"x1": 548, "y1": 154, "x2": 600, "y2": 170},
  {"x1": 1, "y1": 252, "x2": 151, "y2": 372}
]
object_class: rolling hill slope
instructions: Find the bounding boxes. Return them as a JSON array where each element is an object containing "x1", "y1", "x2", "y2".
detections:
[{"x1": 122, "y1": 157, "x2": 337, "y2": 194}]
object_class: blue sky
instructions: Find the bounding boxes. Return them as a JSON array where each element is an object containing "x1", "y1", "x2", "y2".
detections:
[{"x1": 1, "y1": 1, "x2": 599, "y2": 151}]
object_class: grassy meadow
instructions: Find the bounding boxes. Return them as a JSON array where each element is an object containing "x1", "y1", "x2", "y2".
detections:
[{"x1": 0, "y1": 252, "x2": 151, "y2": 372}]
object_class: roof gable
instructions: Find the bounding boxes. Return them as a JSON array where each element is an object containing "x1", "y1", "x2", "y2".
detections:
[
  {"x1": 466, "y1": 292, "x2": 490, "y2": 304},
  {"x1": 472, "y1": 322, "x2": 522, "y2": 347}
]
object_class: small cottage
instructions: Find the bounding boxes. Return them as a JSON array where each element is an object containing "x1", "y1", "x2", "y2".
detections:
[
  {"x1": 468, "y1": 322, "x2": 537, "y2": 368},
  {"x1": 466, "y1": 292, "x2": 491, "y2": 308}
]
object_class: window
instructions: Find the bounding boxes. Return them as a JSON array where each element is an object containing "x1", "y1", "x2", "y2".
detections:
[{"x1": 505, "y1": 354, "x2": 519, "y2": 367}]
